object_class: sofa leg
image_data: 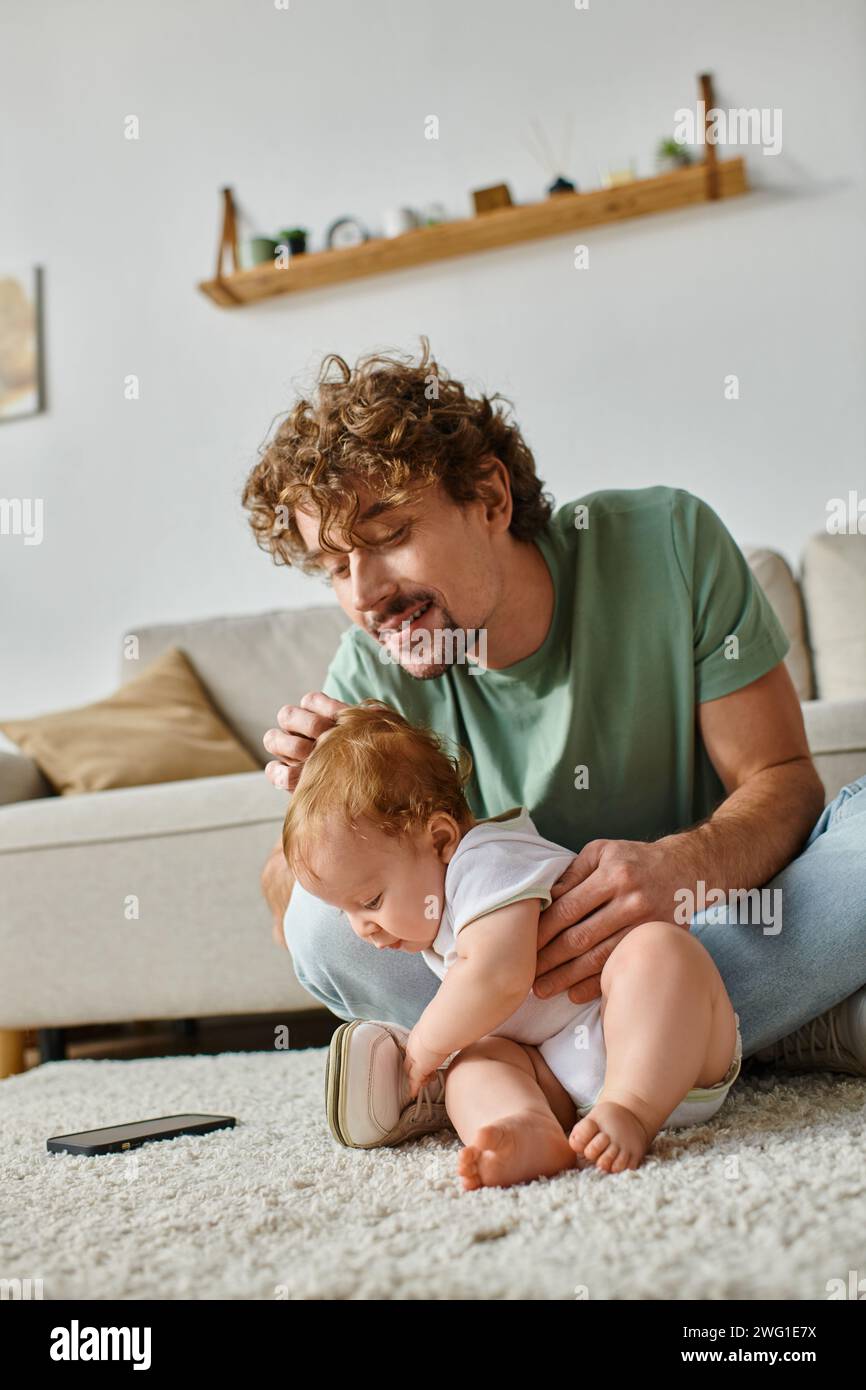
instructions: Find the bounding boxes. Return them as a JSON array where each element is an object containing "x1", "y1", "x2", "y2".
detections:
[
  {"x1": 38, "y1": 1028, "x2": 66, "y2": 1063},
  {"x1": 0, "y1": 1029, "x2": 26, "y2": 1079}
]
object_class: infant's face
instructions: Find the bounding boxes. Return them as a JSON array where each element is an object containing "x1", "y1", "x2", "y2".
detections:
[{"x1": 295, "y1": 813, "x2": 461, "y2": 952}]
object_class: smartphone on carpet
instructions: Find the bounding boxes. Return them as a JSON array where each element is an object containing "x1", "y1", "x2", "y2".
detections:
[{"x1": 46, "y1": 1113, "x2": 236, "y2": 1155}]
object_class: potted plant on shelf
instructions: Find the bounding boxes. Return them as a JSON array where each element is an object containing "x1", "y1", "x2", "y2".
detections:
[
  {"x1": 656, "y1": 137, "x2": 693, "y2": 173},
  {"x1": 277, "y1": 227, "x2": 309, "y2": 255}
]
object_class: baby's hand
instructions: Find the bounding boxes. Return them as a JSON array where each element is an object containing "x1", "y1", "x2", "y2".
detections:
[{"x1": 404, "y1": 1028, "x2": 448, "y2": 1098}]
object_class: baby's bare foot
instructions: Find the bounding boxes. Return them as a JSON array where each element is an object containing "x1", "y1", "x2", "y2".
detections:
[
  {"x1": 569, "y1": 1100, "x2": 653, "y2": 1174},
  {"x1": 457, "y1": 1109, "x2": 577, "y2": 1191}
]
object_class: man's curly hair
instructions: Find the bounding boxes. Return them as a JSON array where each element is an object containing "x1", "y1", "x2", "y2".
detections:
[{"x1": 242, "y1": 338, "x2": 554, "y2": 572}]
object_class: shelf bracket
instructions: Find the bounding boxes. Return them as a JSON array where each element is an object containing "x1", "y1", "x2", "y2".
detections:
[
  {"x1": 212, "y1": 187, "x2": 241, "y2": 301},
  {"x1": 700, "y1": 72, "x2": 720, "y2": 201}
]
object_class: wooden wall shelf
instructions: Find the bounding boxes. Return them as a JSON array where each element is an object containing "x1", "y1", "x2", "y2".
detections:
[{"x1": 199, "y1": 156, "x2": 748, "y2": 309}]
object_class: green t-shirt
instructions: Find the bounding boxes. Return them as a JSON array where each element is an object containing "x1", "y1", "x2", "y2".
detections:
[{"x1": 321, "y1": 486, "x2": 790, "y2": 852}]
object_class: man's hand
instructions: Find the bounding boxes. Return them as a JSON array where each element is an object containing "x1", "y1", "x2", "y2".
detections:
[
  {"x1": 534, "y1": 837, "x2": 696, "y2": 1005},
  {"x1": 262, "y1": 690, "x2": 350, "y2": 791}
]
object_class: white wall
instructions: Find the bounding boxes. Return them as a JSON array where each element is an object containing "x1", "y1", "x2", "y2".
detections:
[{"x1": 1, "y1": 0, "x2": 864, "y2": 717}]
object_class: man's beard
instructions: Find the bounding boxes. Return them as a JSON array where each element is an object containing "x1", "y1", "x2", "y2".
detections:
[{"x1": 371, "y1": 599, "x2": 484, "y2": 680}]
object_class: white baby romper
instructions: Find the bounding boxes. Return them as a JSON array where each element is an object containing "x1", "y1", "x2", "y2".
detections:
[{"x1": 422, "y1": 806, "x2": 742, "y2": 1130}]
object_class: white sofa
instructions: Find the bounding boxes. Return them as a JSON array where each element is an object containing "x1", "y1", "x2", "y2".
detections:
[{"x1": 1, "y1": 532, "x2": 865, "y2": 1068}]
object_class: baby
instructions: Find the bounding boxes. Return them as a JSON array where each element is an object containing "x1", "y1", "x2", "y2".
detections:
[{"x1": 283, "y1": 700, "x2": 742, "y2": 1189}]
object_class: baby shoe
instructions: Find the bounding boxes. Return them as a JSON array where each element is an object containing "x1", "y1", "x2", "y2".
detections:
[
  {"x1": 325, "y1": 1019, "x2": 454, "y2": 1148},
  {"x1": 752, "y1": 985, "x2": 866, "y2": 1077}
]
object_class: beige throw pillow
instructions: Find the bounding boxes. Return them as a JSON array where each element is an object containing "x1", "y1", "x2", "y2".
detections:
[{"x1": 0, "y1": 646, "x2": 258, "y2": 795}]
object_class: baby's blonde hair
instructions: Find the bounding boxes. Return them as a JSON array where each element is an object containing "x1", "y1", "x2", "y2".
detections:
[{"x1": 282, "y1": 699, "x2": 474, "y2": 884}]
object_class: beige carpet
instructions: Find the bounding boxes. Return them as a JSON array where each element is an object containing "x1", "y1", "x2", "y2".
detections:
[{"x1": 2, "y1": 1049, "x2": 865, "y2": 1300}]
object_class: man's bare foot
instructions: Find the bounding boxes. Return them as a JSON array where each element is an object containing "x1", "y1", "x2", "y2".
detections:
[
  {"x1": 457, "y1": 1108, "x2": 577, "y2": 1190},
  {"x1": 569, "y1": 1100, "x2": 654, "y2": 1174}
]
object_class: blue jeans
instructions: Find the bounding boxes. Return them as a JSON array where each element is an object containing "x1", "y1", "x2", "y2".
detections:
[{"x1": 282, "y1": 774, "x2": 866, "y2": 1058}]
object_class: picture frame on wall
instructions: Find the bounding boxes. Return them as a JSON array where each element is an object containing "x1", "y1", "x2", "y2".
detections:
[{"x1": 0, "y1": 266, "x2": 45, "y2": 423}]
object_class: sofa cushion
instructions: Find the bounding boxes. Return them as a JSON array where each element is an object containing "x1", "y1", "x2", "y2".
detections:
[
  {"x1": 743, "y1": 547, "x2": 814, "y2": 701},
  {"x1": 0, "y1": 749, "x2": 53, "y2": 805},
  {"x1": 120, "y1": 606, "x2": 351, "y2": 764},
  {"x1": 801, "y1": 697, "x2": 866, "y2": 803},
  {"x1": 800, "y1": 532, "x2": 866, "y2": 700},
  {"x1": 1, "y1": 647, "x2": 257, "y2": 795}
]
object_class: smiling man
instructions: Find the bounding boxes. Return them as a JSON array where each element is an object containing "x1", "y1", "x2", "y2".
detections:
[{"x1": 242, "y1": 341, "x2": 866, "y2": 1141}]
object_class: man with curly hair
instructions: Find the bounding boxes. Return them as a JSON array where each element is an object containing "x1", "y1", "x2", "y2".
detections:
[{"x1": 242, "y1": 340, "x2": 866, "y2": 1141}]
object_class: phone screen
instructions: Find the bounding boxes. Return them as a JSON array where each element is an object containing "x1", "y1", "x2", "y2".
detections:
[{"x1": 51, "y1": 1114, "x2": 230, "y2": 1146}]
